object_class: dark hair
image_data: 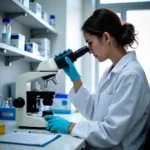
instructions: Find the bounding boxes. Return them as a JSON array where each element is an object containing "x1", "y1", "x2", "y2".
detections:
[{"x1": 82, "y1": 8, "x2": 138, "y2": 48}]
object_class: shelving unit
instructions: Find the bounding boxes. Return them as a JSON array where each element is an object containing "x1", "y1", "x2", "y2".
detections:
[
  {"x1": 0, "y1": 42, "x2": 47, "y2": 65},
  {"x1": 0, "y1": 0, "x2": 57, "y2": 65},
  {"x1": 0, "y1": 0, "x2": 57, "y2": 34}
]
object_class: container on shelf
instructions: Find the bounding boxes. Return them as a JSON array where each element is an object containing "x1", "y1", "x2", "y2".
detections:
[
  {"x1": 30, "y1": 38, "x2": 51, "y2": 58},
  {"x1": 42, "y1": 11, "x2": 48, "y2": 22},
  {"x1": 29, "y1": 2, "x2": 42, "y2": 18},
  {"x1": 18, "y1": 0, "x2": 29, "y2": 8},
  {"x1": 11, "y1": 33, "x2": 25, "y2": 50},
  {"x1": 25, "y1": 42, "x2": 40, "y2": 55},
  {"x1": 49, "y1": 15, "x2": 56, "y2": 27},
  {"x1": 1, "y1": 18, "x2": 11, "y2": 44},
  {"x1": 22, "y1": 0, "x2": 29, "y2": 8}
]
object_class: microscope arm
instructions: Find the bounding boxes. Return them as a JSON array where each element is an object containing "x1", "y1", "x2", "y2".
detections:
[{"x1": 37, "y1": 58, "x2": 59, "y2": 72}]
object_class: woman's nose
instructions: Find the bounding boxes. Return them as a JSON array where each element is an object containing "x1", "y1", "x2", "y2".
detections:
[{"x1": 88, "y1": 48, "x2": 93, "y2": 54}]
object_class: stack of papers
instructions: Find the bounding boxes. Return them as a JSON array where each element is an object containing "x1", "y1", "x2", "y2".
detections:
[{"x1": 0, "y1": 131, "x2": 61, "y2": 147}]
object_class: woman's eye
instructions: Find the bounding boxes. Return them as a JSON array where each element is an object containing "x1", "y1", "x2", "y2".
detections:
[{"x1": 88, "y1": 42, "x2": 92, "y2": 45}]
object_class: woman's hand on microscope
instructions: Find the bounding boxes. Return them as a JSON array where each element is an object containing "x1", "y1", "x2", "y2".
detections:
[
  {"x1": 44, "y1": 115, "x2": 74, "y2": 134},
  {"x1": 55, "y1": 50, "x2": 81, "y2": 82}
]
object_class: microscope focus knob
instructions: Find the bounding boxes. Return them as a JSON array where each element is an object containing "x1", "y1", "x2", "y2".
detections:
[{"x1": 13, "y1": 97, "x2": 25, "y2": 108}]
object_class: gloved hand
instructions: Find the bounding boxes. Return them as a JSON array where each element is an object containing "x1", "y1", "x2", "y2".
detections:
[
  {"x1": 54, "y1": 49, "x2": 68, "y2": 57},
  {"x1": 44, "y1": 115, "x2": 72, "y2": 134},
  {"x1": 64, "y1": 56, "x2": 81, "y2": 82},
  {"x1": 55, "y1": 50, "x2": 81, "y2": 82}
]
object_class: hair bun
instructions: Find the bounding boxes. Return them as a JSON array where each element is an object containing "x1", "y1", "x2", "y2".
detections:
[{"x1": 120, "y1": 23, "x2": 137, "y2": 47}]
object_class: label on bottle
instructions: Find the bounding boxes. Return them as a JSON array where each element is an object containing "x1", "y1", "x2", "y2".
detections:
[
  {"x1": 2, "y1": 33, "x2": 8, "y2": 42},
  {"x1": 50, "y1": 19, "x2": 55, "y2": 27}
]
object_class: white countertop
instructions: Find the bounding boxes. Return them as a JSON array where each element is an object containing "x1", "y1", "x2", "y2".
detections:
[{"x1": 0, "y1": 112, "x2": 86, "y2": 150}]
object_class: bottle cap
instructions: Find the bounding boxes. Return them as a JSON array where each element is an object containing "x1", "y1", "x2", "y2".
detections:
[
  {"x1": 50, "y1": 15, "x2": 55, "y2": 19},
  {"x1": 2, "y1": 18, "x2": 11, "y2": 23},
  {"x1": 55, "y1": 93, "x2": 68, "y2": 98}
]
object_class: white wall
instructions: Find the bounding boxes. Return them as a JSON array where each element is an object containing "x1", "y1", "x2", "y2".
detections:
[
  {"x1": 65, "y1": 0, "x2": 83, "y2": 93},
  {"x1": 81, "y1": 0, "x2": 96, "y2": 92}
]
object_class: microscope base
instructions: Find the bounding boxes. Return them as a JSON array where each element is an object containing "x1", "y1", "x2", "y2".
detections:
[
  {"x1": 19, "y1": 126, "x2": 46, "y2": 130},
  {"x1": 42, "y1": 110, "x2": 53, "y2": 117}
]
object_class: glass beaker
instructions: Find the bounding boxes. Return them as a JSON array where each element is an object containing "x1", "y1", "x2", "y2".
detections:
[
  {"x1": 7, "y1": 97, "x2": 13, "y2": 108},
  {"x1": 1, "y1": 99, "x2": 9, "y2": 108}
]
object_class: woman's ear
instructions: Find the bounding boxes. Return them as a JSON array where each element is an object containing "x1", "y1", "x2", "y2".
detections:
[{"x1": 103, "y1": 32, "x2": 111, "y2": 44}]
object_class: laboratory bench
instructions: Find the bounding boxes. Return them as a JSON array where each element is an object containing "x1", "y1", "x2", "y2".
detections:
[{"x1": 0, "y1": 113, "x2": 86, "y2": 150}]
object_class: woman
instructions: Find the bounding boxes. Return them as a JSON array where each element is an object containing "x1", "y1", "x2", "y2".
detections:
[{"x1": 44, "y1": 8, "x2": 150, "y2": 150}]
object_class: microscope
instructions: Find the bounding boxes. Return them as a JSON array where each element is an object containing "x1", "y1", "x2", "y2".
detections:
[{"x1": 13, "y1": 46, "x2": 89, "y2": 129}]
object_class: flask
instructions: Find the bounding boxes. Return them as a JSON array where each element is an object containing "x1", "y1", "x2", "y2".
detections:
[
  {"x1": 2, "y1": 18, "x2": 11, "y2": 44},
  {"x1": 49, "y1": 15, "x2": 55, "y2": 27}
]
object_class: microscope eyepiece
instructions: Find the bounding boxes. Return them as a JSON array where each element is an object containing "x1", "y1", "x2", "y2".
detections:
[{"x1": 54, "y1": 46, "x2": 89, "y2": 69}]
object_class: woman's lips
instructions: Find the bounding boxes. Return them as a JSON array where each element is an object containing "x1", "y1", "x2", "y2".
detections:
[{"x1": 94, "y1": 54, "x2": 97, "y2": 58}]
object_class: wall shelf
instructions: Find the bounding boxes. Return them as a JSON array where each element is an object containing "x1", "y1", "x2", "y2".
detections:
[
  {"x1": 0, "y1": 0, "x2": 57, "y2": 34},
  {"x1": 0, "y1": 42, "x2": 47, "y2": 65}
]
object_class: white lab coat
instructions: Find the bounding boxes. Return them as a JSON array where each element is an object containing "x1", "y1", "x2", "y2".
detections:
[{"x1": 69, "y1": 51, "x2": 150, "y2": 150}]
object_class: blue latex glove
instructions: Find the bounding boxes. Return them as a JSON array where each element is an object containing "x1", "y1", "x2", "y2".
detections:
[
  {"x1": 54, "y1": 49, "x2": 68, "y2": 57},
  {"x1": 44, "y1": 115, "x2": 72, "y2": 134},
  {"x1": 63, "y1": 57, "x2": 81, "y2": 82},
  {"x1": 54, "y1": 49, "x2": 81, "y2": 82}
]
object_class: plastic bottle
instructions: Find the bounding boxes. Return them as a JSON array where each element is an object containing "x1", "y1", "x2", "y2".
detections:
[
  {"x1": 49, "y1": 15, "x2": 55, "y2": 27},
  {"x1": 1, "y1": 18, "x2": 11, "y2": 44}
]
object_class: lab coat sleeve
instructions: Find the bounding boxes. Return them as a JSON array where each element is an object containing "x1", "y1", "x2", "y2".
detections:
[
  {"x1": 70, "y1": 72, "x2": 149, "y2": 148},
  {"x1": 69, "y1": 85, "x2": 96, "y2": 120}
]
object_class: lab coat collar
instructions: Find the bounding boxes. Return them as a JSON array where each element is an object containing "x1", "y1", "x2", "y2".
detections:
[{"x1": 111, "y1": 51, "x2": 136, "y2": 73}]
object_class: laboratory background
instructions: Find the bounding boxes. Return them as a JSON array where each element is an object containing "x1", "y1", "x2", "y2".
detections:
[
  {"x1": 0, "y1": 0, "x2": 150, "y2": 104},
  {"x1": 0, "y1": 0, "x2": 150, "y2": 149}
]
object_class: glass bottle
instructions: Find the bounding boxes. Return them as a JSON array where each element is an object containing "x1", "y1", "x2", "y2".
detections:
[
  {"x1": 2, "y1": 18, "x2": 11, "y2": 44},
  {"x1": 1, "y1": 99, "x2": 9, "y2": 108},
  {"x1": 49, "y1": 15, "x2": 55, "y2": 27}
]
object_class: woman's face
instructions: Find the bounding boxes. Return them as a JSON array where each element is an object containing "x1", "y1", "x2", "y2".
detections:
[{"x1": 83, "y1": 31, "x2": 110, "y2": 62}]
